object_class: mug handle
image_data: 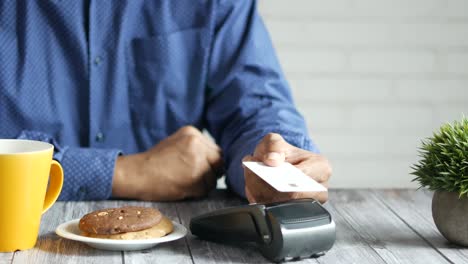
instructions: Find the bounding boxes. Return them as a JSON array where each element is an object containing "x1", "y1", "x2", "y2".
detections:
[{"x1": 42, "y1": 160, "x2": 64, "y2": 213}]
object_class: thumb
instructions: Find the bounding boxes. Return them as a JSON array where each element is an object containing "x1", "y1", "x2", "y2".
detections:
[
  {"x1": 263, "y1": 152, "x2": 285, "y2": 167},
  {"x1": 253, "y1": 133, "x2": 289, "y2": 167}
]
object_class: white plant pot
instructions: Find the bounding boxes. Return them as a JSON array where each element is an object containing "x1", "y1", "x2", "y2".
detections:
[{"x1": 432, "y1": 190, "x2": 468, "y2": 246}]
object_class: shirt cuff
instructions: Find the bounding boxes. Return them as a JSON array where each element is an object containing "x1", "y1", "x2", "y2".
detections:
[
  {"x1": 58, "y1": 147, "x2": 121, "y2": 201},
  {"x1": 225, "y1": 129, "x2": 319, "y2": 198}
]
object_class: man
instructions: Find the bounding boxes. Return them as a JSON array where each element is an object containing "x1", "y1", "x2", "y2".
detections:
[{"x1": 0, "y1": 1, "x2": 331, "y2": 203}]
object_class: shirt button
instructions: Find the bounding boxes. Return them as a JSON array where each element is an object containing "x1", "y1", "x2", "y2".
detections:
[
  {"x1": 78, "y1": 186, "x2": 87, "y2": 194},
  {"x1": 94, "y1": 56, "x2": 102, "y2": 65},
  {"x1": 95, "y1": 132, "x2": 105, "y2": 142}
]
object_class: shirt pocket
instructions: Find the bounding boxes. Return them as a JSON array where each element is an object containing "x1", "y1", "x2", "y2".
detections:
[{"x1": 126, "y1": 28, "x2": 208, "y2": 133}]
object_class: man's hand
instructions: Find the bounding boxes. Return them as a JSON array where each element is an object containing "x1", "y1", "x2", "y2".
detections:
[
  {"x1": 243, "y1": 133, "x2": 331, "y2": 204},
  {"x1": 112, "y1": 126, "x2": 223, "y2": 201}
]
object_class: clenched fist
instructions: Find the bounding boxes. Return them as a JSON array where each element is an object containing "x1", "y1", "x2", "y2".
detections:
[
  {"x1": 243, "y1": 133, "x2": 331, "y2": 204},
  {"x1": 112, "y1": 126, "x2": 223, "y2": 201}
]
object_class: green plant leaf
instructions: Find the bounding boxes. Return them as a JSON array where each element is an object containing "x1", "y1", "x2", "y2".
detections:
[{"x1": 411, "y1": 116, "x2": 468, "y2": 197}]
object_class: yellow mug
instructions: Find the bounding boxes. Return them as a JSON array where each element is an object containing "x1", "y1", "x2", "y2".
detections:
[{"x1": 0, "y1": 139, "x2": 63, "y2": 252}]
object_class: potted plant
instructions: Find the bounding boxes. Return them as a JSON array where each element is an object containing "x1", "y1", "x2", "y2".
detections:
[{"x1": 412, "y1": 116, "x2": 468, "y2": 246}]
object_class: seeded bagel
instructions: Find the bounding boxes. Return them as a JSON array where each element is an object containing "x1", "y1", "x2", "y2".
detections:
[
  {"x1": 82, "y1": 216, "x2": 173, "y2": 240},
  {"x1": 79, "y1": 206, "x2": 162, "y2": 235}
]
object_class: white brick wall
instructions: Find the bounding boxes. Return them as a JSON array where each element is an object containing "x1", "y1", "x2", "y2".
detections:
[{"x1": 258, "y1": 0, "x2": 468, "y2": 188}]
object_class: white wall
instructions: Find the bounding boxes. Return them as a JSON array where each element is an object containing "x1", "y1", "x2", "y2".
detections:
[{"x1": 258, "y1": 0, "x2": 468, "y2": 188}]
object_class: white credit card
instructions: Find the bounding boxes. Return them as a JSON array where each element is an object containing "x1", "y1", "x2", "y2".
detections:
[{"x1": 243, "y1": 161, "x2": 327, "y2": 192}]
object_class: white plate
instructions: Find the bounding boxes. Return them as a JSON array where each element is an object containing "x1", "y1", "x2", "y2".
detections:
[{"x1": 55, "y1": 219, "x2": 187, "y2": 251}]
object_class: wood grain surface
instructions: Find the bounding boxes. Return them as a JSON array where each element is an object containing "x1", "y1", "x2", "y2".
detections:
[{"x1": 0, "y1": 190, "x2": 467, "y2": 264}]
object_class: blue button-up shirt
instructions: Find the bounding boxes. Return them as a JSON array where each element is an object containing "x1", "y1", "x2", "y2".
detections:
[{"x1": 0, "y1": 0, "x2": 318, "y2": 200}]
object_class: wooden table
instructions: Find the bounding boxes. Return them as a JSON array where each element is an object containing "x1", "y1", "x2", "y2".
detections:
[{"x1": 1, "y1": 189, "x2": 467, "y2": 264}]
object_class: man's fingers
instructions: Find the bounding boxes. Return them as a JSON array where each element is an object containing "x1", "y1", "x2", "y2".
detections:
[
  {"x1": 255, "y1": 133, "x2": 288, "y2": 156},
  {"x1": 321, "y1": 181, "x2": 329, "y2": 189},
  {"x1": 190, "y1": 171, "x2": 217, "y2": 198},
  {"x1": 242, "y1": 155, "x2": 254, "y2": 161},
  {"x1": 245, "y1": 133, "x2": 332, "y2": 204},
  {"x1": 291, "y1": 191, "x2": 329, "y2": 204},
  {"x1": 295, "y1": 158, "x2": 332, "y2": 183},
  {"x1": 243, "y1": 159, "x2": 329, "y2": 204},
  {"x1": 242, "y1": 155, "x2": 257, "y2": 163},
  {"x1": 205, "y1": 146, "x2": 224, "y2": 178},
  {"x1": 254, "y1": 133, "x2": 294, "y2": 167},
  {"x1": 205, "y1": 146, "x2": 222, "y2": 165},
  {"x1": 187, "y1": 148, "x2": 219, "y2": 199},
  {"x1": 203, "y1": 171, "x2": 218, "y2": 193},
  {"x1": 263, "y1": 152, "x2": 285, "y2": 166},
  {"x1": 242, "y1": 155, "x2": 257, "y2": 180},
  {"x1": 200, "y1": 134, "x2": 222, "y2": 152},
  {"x1": 194, "y1": 147, "x2": 219, "y2": 198},
  {"x1": 245, "y1": 186, "x2": 256, "y2": 204},
  {"x1": 246, "y1": 150, "x2": 286, "y2": 167},
  {"x1": 175, "y1": 125, "x2": 221, "y2": 152}
]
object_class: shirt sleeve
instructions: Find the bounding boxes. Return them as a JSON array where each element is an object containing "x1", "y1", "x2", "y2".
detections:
[
  {"x1": 205, "y1": 0, "x2": 320, "y2": 197},
  {"x1": 17, "y1": 130, "x2": 121, "y2": 201}
]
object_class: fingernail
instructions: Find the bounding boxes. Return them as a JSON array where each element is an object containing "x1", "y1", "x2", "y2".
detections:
[{"x1": 265, "y1": 152, "x2": 284, "y2": 161}]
